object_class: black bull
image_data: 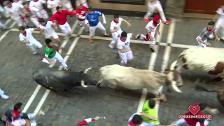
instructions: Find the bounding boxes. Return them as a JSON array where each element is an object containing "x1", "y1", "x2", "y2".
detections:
[{"x1": 32, "y1": 68, "x2": 97, "y2": 92}]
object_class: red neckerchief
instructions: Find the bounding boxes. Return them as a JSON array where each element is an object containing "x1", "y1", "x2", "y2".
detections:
[
  {"x1": 120, "y1": 37, "x2": 126, "y2": 42},
  {"x1": 23, "y1": 31, "x2": 27, "y2": 36},
  {"x1": 207, "y1": 27, "x2": 213, "y2": 32},
  {"x1": 114, "y1": 19, "x2": 119, "y2": 24}
]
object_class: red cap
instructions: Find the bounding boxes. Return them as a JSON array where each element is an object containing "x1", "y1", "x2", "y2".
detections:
[{"x1": 153, "y1": 15, "x2": 160, "y2": 25}]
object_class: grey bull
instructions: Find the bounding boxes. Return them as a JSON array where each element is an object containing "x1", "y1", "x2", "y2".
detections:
[{"x1": 32, "y1": 68, "x2": 97, "y2": 92}]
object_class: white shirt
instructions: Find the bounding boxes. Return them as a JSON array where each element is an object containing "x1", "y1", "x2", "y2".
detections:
[
  {"x1": 47, "y1": 0, "x2": 60, "y2": 11},
  {"x1": 39, "y1": 21, "x2": 56, "y2": 35},
  {"x1": 217, "y1": 7, "x2": 224, "y2": 17},
  {"x1": 11, "y1": 119, "x2": 26, "y2": 126},
  {"x1": 19, "y1": 28, "x2": 38, "y2": 44},
  {"x1": 79, "y1": 0, "x2": 88, "y2": 8},
  {"x1": 110, "y1": 17, "x2": 124, "y2": 34},
  {"x1": 117, "y1": 33, "x2": 132, "y2": 51},
  {"x1": 147, "y1": 0, "x2": 163, "y2": 13},
  {"x1": 29, "y1": 0, "x2": 45, "y2": 12},
  {"x1": 5, "y1": 2, "x2": 23, "y2": 18},
  {"x1": 145, "y1": 20, "x2": 160, "y2": 37}
]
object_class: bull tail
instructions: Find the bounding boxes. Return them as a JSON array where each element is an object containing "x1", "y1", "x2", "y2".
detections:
[{"x1": 81, "y1": 67, "x2": 92, "y2": 88}]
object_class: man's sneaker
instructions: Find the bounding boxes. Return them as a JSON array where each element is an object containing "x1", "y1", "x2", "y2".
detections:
[
  {"x1": 103, "y1": 34, "x2": 109, "y2": 37},
  {"x1": 32, "y1": 51, "x2": 38, "y2": 55},
  {"x1": 64, "y1": 67, "x2": 71, "y2": 71},
  {"x1": 109, "y1": 43, "x2": 114, "y2": 49},
  {"x1": 1, "y1": 94, "x2": 9, "y2": 100},
  {"x1": 135, "y1": 34, "x2": 140, "y2": 40}
]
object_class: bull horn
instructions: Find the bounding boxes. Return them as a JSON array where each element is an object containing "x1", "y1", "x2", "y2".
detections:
[
  {"x1": 84, "y1": 67, "x2": 92, "y2": 74},
  {"x1": 81, "y1": 80, "x2": 88, "y2": 88},
  {"x1": 170, "y1": 60, "x2": 178, "y2": 71},
  {"x1": 171, "y1": 81, "x2": 182, "y2": 93}
]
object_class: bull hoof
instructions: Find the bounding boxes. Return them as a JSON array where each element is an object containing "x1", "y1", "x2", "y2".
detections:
[
  {"x1": 182, "y1": 64, "x2": 188, "y2": 69},
  {"x1": 96, "y1": 83, "x2": 102, "y2": 88}
]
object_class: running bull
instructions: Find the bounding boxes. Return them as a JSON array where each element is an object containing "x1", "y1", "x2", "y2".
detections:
[
  {"x1": 171, "y1": 47, "x2": 224, "y2": 81},
  {"x1": 97, "y1": 64, "x2": 183, "y2": 96},
  {"x1": 32, "y1": 68, "x2": 97, "y2": 92}
]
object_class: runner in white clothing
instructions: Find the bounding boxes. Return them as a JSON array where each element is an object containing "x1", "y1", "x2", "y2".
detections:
[
  {"x1": 77, "y1": 0, "x2": 88, "y2": 8},
  {"x1": 4, "y1": 1, "x2": 24, "y2": 26},
  {"x1": 19, "y1": 26, "x2": 43, "y2": 55},
  {"x1": 144, "y1": 0, "x2": 170, "y2": 25},
  {"x1": 136, "y1": 15, "x2": 161, "y2": 52},
  {"x1": 109, "y1": 14, "x2": 131, "y2": 49},
  {"x1": 39, "y1": 20, "x2": 59, "y2": 42},
  {"x1": 117, "y1": 31, "x2": 134, "y2": 66},
  {"x1": 61, "y1": 0, "x2": 73, "y2": 11},
  {"x1": 47, "y1": 0, "x2": 61, "y2": 14},
  {"x1": 29, "y1": 0, "x2": 48, "y2": 20},
  {"x1": 215, "y1": 6, "x2": 224, "y2": 40}
]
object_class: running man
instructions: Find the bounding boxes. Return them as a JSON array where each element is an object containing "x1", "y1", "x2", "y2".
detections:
[
  {"x1": 86, "y1": 8, "x2": 109, "y2": 43},
  {"x1": 214, "y1": 6, "x2": 224, "y2": 40},
  {"x1": 19, "y1": 26, "x2": 43, "y2": 55},
  {"x1": 29, "y1": 0, "x2": 49, "y2": 20},
  {"x1": 42, "y1": 39, "x2": 70, "y2": 71},
  {"x1": 109, "y1": 14, "x2": 131, "y2": 49},
  {"x1": 4, "y1": 1, "x2": 24, "y2": 27},
  {"x1": 50, "y1": 6, "x2": 76, "y2": 37},
  {"x1": 117, "y1": 31, "x2": 134, "y2": 66},
  {"x1": 135, "y1": 15, "x2": 161, "y2": 52},
  {"x1": 196, "y1": 21, "x2": 219, "y2": 48},
  {"x1": 47, "y1": 0, "x2": 61, "y2": 14},
  {"x1": 75, "y1": 1, "x2": 89, "y2": 31},
  {"x1": 39, "y1": 20, "x2": 60, "y2": 42},
  {"x1": 144, "y1": 0, "x2": 170, "y2": 24}
]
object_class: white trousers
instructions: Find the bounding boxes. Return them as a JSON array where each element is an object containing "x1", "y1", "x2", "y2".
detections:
[
  {"x1": 12, "y1": 16, "x2": 23, "y2": 26},
  {"x1": 89, "y1": 22, "x2": 106, "y2": 37},
  {"x1": 118, "y1": 50, "x2": 133, "y2": 65},
  {"x1": 144, "y1": 10, "x2": 166, "y2": 22},
  {"x1": 30, "y1": 16, "x2": 41, "y2": 28},
  {"x1": 196, "y1": 36, "x2": 208, "y2": 48},
  {"x1": 109, "y1": 30, "x2": 122, "y2": 49},
  {"x1": 59, "y1": 22, "x2": 72, "y2": 36},
  {"x1": 49, "y1": 52, "x2": 68, "y2": 69},
  {"x1": 139, "y1": 34, "x2": 157, "y2": 50},
  {"x1": 62, "y1": 0, "x2": 73, "y2": 11},
  {"x1": 27, "y1": 40, "x2": 42, "y2": 53},
  {"x1": 36, "y1": 9, "x2": 49, "y2": 19},
  {"x1": 78, "y1": 19, "x2": 89, "y2": 31},
  {"x1": 44, "y1": 31, "x2": 59, "y2": 40}
]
